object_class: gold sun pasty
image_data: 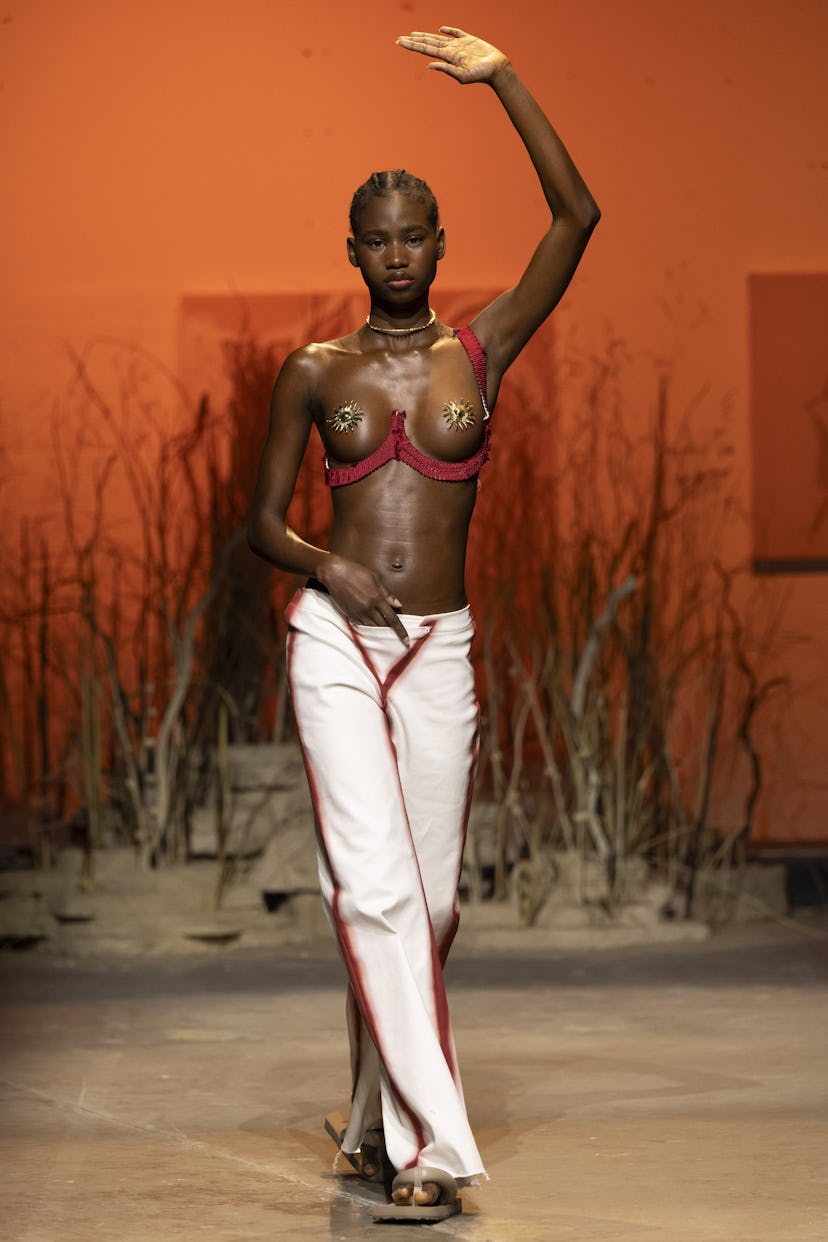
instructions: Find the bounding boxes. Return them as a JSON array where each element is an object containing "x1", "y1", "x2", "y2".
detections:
[
  {"x1": 442, "y1": 399, "x2": 476, "y2": 431},
  {"x1": 327, "y1": 401, "x2": 364, "y2": 434}
]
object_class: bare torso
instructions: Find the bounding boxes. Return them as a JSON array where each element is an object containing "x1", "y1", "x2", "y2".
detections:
[{"x1": 308, "y1": 325, "x2": 492, "y2": 614}]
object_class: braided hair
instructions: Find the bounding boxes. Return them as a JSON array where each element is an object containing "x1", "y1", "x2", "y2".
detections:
[{"x1": 349, "y1": 170, "x2": 440, "y2": 234}]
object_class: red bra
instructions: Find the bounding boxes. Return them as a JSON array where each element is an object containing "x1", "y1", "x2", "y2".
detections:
[{"x1": 324, "y1": 326, "x2": 491, "y2": 487}]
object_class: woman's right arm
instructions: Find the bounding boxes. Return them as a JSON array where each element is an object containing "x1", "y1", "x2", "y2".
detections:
[
  {"x1": 247, "y1": 346, "x2": 329, "y2": 579},
  {"x1": 247, "y1": 348, "x2": 410, "y2": 644}
]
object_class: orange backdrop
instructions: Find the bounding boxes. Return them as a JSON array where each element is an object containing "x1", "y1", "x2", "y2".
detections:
[{"x1": 1, "y1": 0, "x2": 827, "y2": 840}]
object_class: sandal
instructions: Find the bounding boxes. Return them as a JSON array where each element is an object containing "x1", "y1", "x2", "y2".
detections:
[
  {"x1": 324, "y1": 1112, "x2": 360, "y2": 1175},
  {"x1": 373, "y1": 1166, "x2": 462, "y2": 1222},
  {"x1": 324, "y1": 1112, "x2": 389, "y2": 1183},
  {"x1": 359, "y1": 1127, "x2": 391, "y2": 1183}
]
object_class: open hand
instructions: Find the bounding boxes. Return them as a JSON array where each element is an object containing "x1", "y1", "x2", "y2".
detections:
[{"x1": 396, "y1": 26, "x2": 510, "y2": 85}]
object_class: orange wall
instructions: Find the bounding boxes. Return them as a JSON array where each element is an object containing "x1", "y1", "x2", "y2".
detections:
[{"x1": 2, "y1": 0, "x2": 827, "y2": 840}]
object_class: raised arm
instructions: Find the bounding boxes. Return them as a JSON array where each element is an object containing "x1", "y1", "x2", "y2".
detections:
[
  {"x1": 247, "y1": 349, "x2": 410, "y2": 645},
  {"x1": 397, "y1": 27, "x2": 600, "y2": 383}
]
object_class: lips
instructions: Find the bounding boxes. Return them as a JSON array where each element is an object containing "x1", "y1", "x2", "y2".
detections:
[{"x1": 386, "y1": 277, "x2": 414, "y2": 289}]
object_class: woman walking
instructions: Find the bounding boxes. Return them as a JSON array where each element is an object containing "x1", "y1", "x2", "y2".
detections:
[{"x1": 248, "y1": 25, "x2": 599, "y2": 1221}]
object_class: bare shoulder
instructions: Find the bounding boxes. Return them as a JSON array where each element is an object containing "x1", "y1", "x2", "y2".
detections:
[{"x1": 283, "y1": 331, "x2": 364, "y2": 381}]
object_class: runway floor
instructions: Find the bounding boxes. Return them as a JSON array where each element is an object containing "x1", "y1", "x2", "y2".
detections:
[{"x1": 2, "y1": 921, "x2": 827, "y2": 1241}]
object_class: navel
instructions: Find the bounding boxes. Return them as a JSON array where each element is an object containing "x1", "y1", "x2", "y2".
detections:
[{"x1": 390, "y1": 558, "x2": 404, "y2": 572}]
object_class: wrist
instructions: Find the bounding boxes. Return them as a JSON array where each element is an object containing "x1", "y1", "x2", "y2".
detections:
[
  {"x1": 315, "y1": 551, "x2": 335, "y2": 585},
  {"x1": 490, "y1": 58, "x2": 515, "y2": 91}
]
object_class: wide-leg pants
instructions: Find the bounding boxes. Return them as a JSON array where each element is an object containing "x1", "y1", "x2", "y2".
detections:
[{"x1": 285, "y1": 586, "x2": 485, "y2": 1180}]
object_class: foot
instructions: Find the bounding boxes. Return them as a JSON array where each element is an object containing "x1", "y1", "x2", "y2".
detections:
[
  {"x1": 374, "y1": 1167, "x2": 462, "y2": 1223},
  {"x1": 360, "y1": 1128, "x2": 388, "y2": 1183},
  {"x1": 390, "y1": 1166, "x2": 457, "y2": 1207},
  {"x1": 391, "y1": 1179, "x2": 441, "y2": 1207}
]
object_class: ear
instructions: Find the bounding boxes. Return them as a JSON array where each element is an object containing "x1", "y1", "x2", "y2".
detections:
[
  {"x1": 346, "y1": 236, "x2": 360, "y2": 268},
  {"x1": 436, "y1": 227, "x2": 446, "y2": 260}
]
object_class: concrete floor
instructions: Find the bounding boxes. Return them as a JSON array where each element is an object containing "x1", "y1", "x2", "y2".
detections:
[{"x1": 1, "y1": 922, "x2": 827, "y2": 1242}]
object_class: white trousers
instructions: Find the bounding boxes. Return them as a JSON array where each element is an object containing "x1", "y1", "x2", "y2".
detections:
[{"x1": 286, "y1": 586, "x2": 485, "y2": 1180}]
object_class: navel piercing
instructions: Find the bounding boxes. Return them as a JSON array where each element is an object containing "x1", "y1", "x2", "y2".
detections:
[
  {"x1": 327, "y1": 401, "x2": 364, "y2": 434},
  {"x1": 442, "y1": 399, "x2": 476, "y2": 431}
]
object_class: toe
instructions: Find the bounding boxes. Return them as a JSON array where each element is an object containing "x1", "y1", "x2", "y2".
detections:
[{"x1": 412, "y1": 1182, "x2": 440, "y2": 1206}]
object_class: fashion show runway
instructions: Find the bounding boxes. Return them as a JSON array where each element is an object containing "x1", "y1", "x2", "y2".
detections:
[{"x1": 2, "y1": 922, "x2": 826, "y2": 1242}]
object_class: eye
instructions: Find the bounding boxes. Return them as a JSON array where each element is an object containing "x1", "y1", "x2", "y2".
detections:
[{"x1": 406, "y1": 235, "x2": 425, "y2": 247}]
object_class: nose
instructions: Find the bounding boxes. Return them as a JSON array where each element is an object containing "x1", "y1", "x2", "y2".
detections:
[{"x1": 385, "y1": 243, "x2": 408, "y2": 269}]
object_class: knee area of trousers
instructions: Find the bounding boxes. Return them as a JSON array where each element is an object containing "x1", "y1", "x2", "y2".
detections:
[{"x1": 338, "y1": 888, "x2": 425, "y2": 933}]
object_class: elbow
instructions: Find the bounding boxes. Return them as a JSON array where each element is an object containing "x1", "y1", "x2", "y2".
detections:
[
  {"x1": 246, "y1": 513, "x2": 268, "y2": 562},
  {"x1": 247, "y1": 508, "x2": 289, "y2": 569},
  {"x1": 563, "y1": 181, "x2": 600, "y2": 235},
  {"x1": 554, "y1": 196, "x2": 600, "y2": 245},
  {"x1": 578, "y1": 196, "x2": 601, "y2": 234}
]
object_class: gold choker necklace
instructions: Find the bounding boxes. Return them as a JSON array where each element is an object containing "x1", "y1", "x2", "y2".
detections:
[{"x1": 365, "y1": 308, "x2": 436, "y2": 336}]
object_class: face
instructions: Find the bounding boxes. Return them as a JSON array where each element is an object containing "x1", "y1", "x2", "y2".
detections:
[{"x1": 347, "y1": 192, "x2": 445, "y2": 303}]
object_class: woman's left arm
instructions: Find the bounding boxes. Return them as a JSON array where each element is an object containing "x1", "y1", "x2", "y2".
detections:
[{"x1": 397, "y1": 27, "x2": 600, "y2": 381}]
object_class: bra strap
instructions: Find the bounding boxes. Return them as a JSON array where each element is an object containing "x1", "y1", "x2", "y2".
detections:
[{"x1": 455, "y1": 326, "x2": 490, "y2": 418}]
